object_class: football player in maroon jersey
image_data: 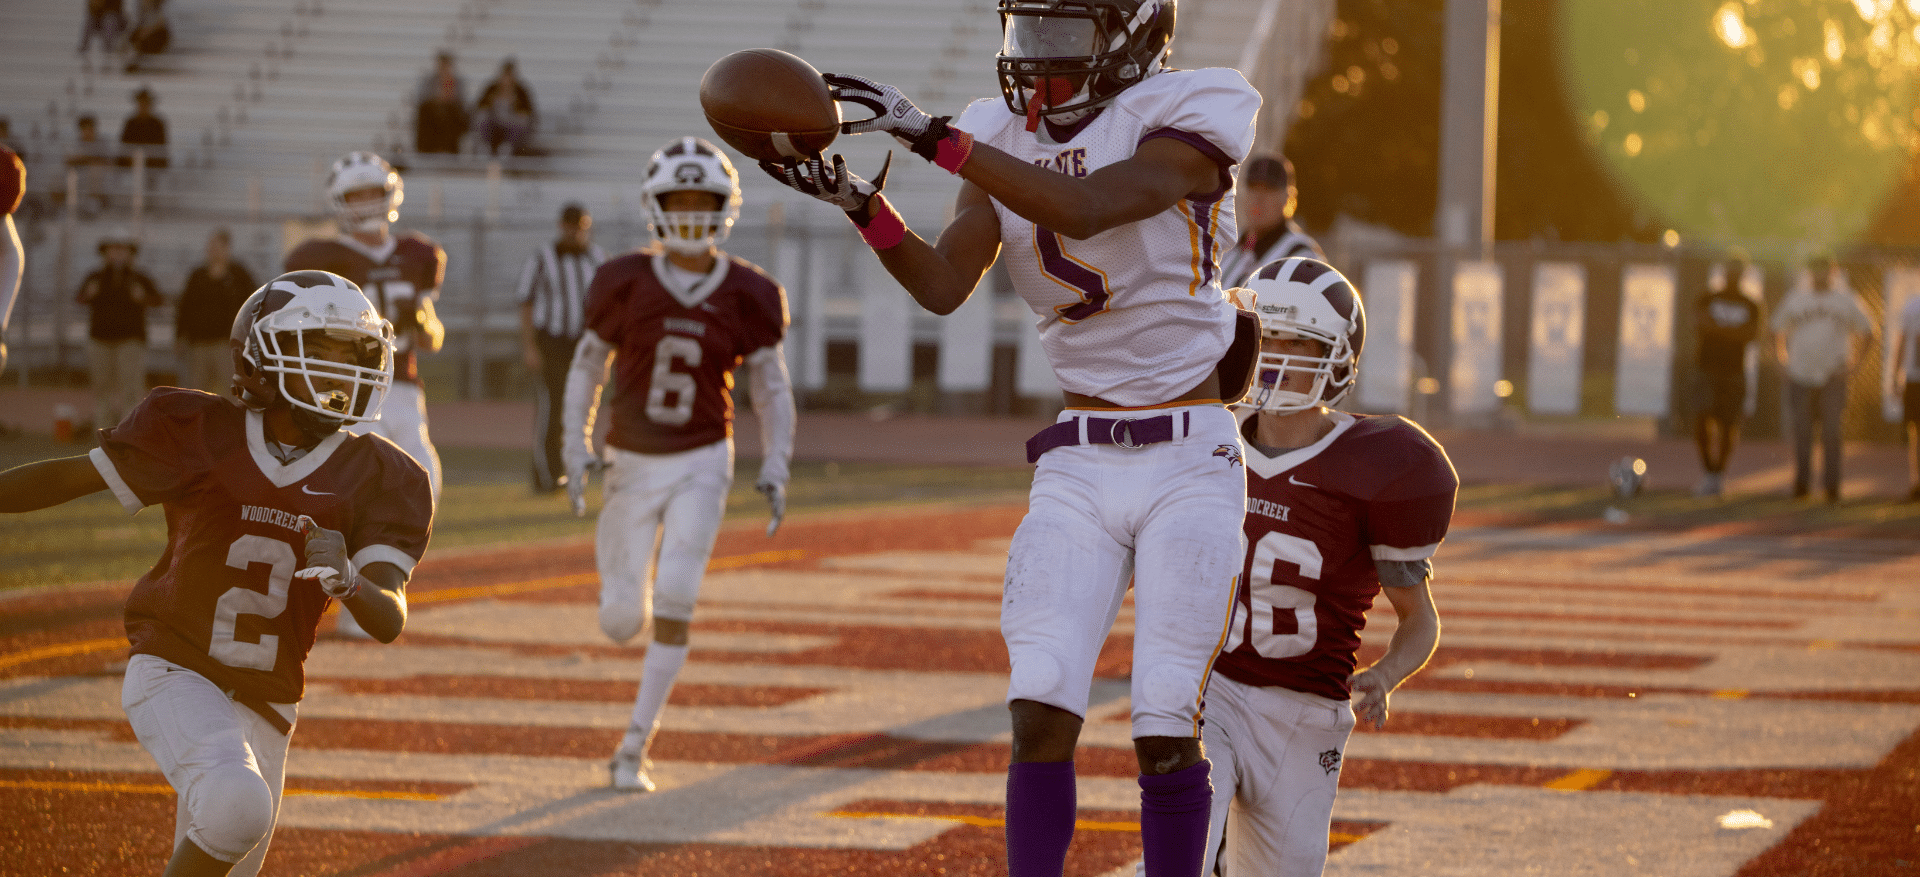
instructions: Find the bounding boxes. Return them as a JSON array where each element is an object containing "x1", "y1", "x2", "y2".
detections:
[
  {"x1": 1206, "y1": 257, "x2": 1455, "y2": 877},
  {"x1": 0, "y1": 270, "x2": 433, "y2": 877},
  {"x1": 0, "y1": 144, "x2": 21, "y2": 373},
  {"x1": 285, "y1": 151, "x2": 446, "y2": 506},
  {"x1": 562, "y1": 136, "x2": 795, "y2": 793}
]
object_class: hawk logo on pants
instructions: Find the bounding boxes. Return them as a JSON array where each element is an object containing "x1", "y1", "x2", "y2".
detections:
[
  {"x1": 1319, "y1": 749, "x2": 1342, "y2": 775},
  {"x1": 1212, "y1": 444, "x2": 1242, "y2": 468}
]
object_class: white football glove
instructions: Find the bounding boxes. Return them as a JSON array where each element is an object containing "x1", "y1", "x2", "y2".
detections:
[
  {"x1": 566, "y1": 459, "x2": 605, "y2": 518},
  {"x1": 294, "y1": 514, "x2": 358, "y2": 600},
  {"x1": 824, "y1": 73, "x2": 954, "y2": 162},
  {"x1": 755, "y1": 479, "x2": 786, "y2": 537},
  {"x1": 759, "y1": 151, "x2": 891, "y2": 215}
]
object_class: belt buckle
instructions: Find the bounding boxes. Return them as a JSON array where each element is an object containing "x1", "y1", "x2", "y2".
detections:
[{"x1": 1108, "y1": 417, "x2": 1143, "y2": 449}]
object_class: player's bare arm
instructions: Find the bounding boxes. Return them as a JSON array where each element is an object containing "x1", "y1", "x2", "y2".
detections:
[
  {"x1": 0, "y1": 455, "x2": 108, "y2": 512},
  {"x1": 1350, "y1": 560, "x2": 1441, "y2": 730},
  {"x1": 867, "y1": 179, "x2": 1003, "y2": 315},
  {"x1": 956, "y1": 135, "x2": 1220, "y2": 240}
]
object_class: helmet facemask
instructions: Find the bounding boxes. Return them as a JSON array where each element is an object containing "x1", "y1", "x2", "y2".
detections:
[
  {"x1": 641, "y1": 137, "x2": 742, "y2": 256},
  {"x1": 1238, "y1": 257, "x2": 1365, "y2": 415},
  {"x1": 996, "y1": 0, "x2": 1173, "y2": 131},
  {"x1": 1248, "y1": 331, "x2": 1351, "y2": 415},
  {"x1": 327, "y1": 152, "x2": 403, "y2": 234},
  {"x1": 237, "y1": 283, "x2": 395, "y2": 442}
]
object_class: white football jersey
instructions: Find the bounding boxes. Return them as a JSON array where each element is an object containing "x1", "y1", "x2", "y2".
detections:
[{"x1": 957, "y1": 68, "x2": 1261, "y2": 407}]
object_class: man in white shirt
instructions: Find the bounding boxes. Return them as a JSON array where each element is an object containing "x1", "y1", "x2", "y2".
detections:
[{"x1": 1770, "y1": 254, "x2": 1873, "y2": 502}]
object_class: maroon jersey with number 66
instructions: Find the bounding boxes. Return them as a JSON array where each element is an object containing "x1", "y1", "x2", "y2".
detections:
[
  {"x1": 1214, "y1": 412, "x2": 1457, "y2": 701},
  {"x1": 91, "y1": 388, "x2": 433, "y2": 705},
  {"x1": 584, "y1": 250, "x2": 787, "y2": 455},
  {"x1": 284, "y1": 234, "x2": 446, "y2": 385}
]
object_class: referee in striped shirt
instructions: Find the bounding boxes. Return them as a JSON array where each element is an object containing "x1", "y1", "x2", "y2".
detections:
[
  {"x1": 518, "y1": 202, "x2": 607, "y2": 493},
  {"x1": 1219, "y1": 154, "x2": 1326, "y2": 289}
]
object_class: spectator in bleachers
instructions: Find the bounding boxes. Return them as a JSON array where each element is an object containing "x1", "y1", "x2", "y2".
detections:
[
  {"x1": 123, "y1": 0, "x2": 171, "y2": 73},
  {"x1": 118, "y1": 86, "x2": 168, "y2": 169},
  {"x1": 64, "y1": 115, "x2": 114, "y2": 215},
  {"x1": 414, "y1": 50, "x2": 469, "y2": 154},
  {"x1": 76, "y1": 229, "x2": 164, "y2": 430},
  {"x1": 78, "y1": 0, "x2": 126, "y2": 65},
  {"x1": 174, "y1": 227, "x2": 256, "y2": 396},
  {"x1": 471, "y1": 57, "x2": 537, "y2": 156}
]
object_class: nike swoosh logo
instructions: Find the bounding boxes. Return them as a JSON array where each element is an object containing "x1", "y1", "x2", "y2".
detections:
[
  {"x1": 1288, "y1": 475, "x2": 1317, "y2": 489},
  {"x1": 301, "y1": 485, "x2": 333, "y2": 496}
]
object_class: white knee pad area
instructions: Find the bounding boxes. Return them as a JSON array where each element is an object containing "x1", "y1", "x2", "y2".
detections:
[{"x1": 186, "y1": 765, "x2": 275, "y2": 862}]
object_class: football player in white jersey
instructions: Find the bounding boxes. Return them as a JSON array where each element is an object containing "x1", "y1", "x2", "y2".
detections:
[
  {"x1": 763, "y1": 2, "x2": 1259, "y2": 875},
  {"x1": 1203, "y1": 257, "x2": 1455, "y2": 876}
]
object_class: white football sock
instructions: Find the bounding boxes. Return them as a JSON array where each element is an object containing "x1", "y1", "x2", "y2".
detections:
[{"x1": 620, "y1": 641, "x2": 689, "y2": 755}]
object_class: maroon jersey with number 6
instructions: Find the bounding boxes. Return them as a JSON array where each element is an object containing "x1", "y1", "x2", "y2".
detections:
[
  {"x1": 91, "y1": 388, "x2": 433, "y2": 705},
  {"x1": 1214, "y1": 412, "x2": 1457, "y2": 701},
  {"x1": 284, "y1": 234, "x2": 446, "y2": 385},
  {"x1": 584, "y1": 250, "x2": 787, "y2": 455}
]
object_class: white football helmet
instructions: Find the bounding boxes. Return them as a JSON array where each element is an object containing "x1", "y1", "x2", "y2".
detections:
[
  {"x1": 641, "y1": 137, "x2": 741, "y2": 256},
  {"x1": 327, "y1": 151, "x2": 403, "y2": 233},
  {"x1": 231, "y1": 270, "x2": 395, "y2": 440},
  {"x1": 1240, "y1": 257, "x2": 1364, "y2": 414}
]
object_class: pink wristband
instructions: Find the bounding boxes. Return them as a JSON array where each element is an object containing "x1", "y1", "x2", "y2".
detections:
[
  {"x1": 933, "y1": 128, "x2": 974, "y2": 175},
  {"x1": 856, "y1": 195, "x2": 908, "y2": 250}
]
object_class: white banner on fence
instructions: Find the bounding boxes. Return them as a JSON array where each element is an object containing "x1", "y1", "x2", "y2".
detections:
[
  {"x1": 1527, "y1": 261, "x2": 1586, "y2": 415},
  {"x1": 1449, "y1": 260, "x2": 1504, "y2": 415},
  {"x1": 1614, "y1": 263, "x2": 1676, "y2": 417},
  {"x1": 858, "y1": 257, "x2": 912, "y2": 392},
  {"x1": 1883, "y1": 267, "x2": 1920, "y2": 422},
  {"x1": 938, "y1": 285, "x2": 995, "y2": 393},
  {"x1": 1355, "y1": 259, "x2": 1417, "y2": 413}
]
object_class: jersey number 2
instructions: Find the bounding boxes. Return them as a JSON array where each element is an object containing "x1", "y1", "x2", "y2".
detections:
[
  {"x1": 1224, "y1": 531, "x2": 1322, "y2": 659},
  {"x1": 211, "y1": 535, "x2": 296, "y2": 671},
  {"x1": 646, "y1": 335, "x2": 702, "y2": 426}
]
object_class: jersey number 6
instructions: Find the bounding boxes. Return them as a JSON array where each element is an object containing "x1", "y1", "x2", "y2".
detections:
[
  {"x1": 646, "y1": 335, "x2": 702, "y2": 426},
  {"x1": 1224, "y1": 531, "x2": 1322, "y2": 659}
]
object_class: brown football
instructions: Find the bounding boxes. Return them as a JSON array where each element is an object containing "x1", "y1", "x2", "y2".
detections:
[{"x1": 700, "y1": 48, "x2": 840, "y2": 163}]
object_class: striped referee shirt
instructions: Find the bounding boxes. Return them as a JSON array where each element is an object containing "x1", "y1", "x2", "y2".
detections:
[
  {"x1": 516, "y1": 240, "x2": 607, "y2": 340},
  {"x1": 1220, "y1": 220, "x2": 1326, "y2": 290}
]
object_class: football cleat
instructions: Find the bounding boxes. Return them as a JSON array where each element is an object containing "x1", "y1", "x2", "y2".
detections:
[
  {"x1": 1239, "y1": 257, "x2": 1365, "y2": 414},
  {"x1": 608, "y1": 751, "x2": 656, "y2": 793},
  {"x1": 231, "y1": 270, "x2": 395, "y2": 441},
  {"x1": 995, "y1": 0, "x2": 1176, "y2": 128},
  {"x1": 641, "y1": 136, "x2": 741, "y2": 256}
]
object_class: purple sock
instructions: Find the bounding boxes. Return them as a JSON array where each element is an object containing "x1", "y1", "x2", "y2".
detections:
[
  {"x1": 1139, "y1": 759, "x2": 1212, "y2": 877},
  {"x1": 1007, "y1": 760, "x2": 1077, "y2": 877}
]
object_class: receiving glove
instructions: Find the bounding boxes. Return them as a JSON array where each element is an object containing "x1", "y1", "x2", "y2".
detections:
[
  {"x1": 755, "y1": 479, "x2": 787, "y2": 537},
  {"x1": 759, "y1": 151, "x2": 891, "y2": 216},
  {"x1": 824, "y1": 74, "x2": 955, "y2": 163},
  {"x1": 566, "y1": 458, "x2": 606, "y2": 518},
  {"x1": 295, "y1": 514, "x2": 358, "y2": 600}
]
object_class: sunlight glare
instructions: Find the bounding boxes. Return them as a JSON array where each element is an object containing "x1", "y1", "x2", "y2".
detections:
[{"x1": 1715, "y1": 2, "x2": 1750, "y2": 48}]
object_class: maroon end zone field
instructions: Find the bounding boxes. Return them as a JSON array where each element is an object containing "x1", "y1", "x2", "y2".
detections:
[{"x1": 3, "y1": 501, "x2": 1918, "y2": 877}]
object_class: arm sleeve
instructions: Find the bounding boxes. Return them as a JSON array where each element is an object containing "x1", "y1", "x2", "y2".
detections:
[
  {"x1": 562, "y1": 330, "x2": 614, "y2": 470},
  {"x1": 514, "y1": 249, "x2": 542, "y2": 306},
  {"x1": 0, "y1": 215, "x2": 19, "y2": 333},
  {"x1": 746, "y1": 343, "x2": 795, "y2": 486},
  {"x1": 1365, "y1": 422, "x2": 1459, "y2": 562},
  {"x1": 349, "y1": 453, "x2": 434, "y2": 578}
]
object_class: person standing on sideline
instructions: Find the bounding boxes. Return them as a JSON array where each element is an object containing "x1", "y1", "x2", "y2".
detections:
[
  {"x1": 761, "y1": 1, "x2": 1260, "y2": 873},
  {"x1": 1888, "y1": 290, "x2": 1920, "y2": 502},
  {"x1": 1771, "y1": 253, "x2": 1873, "y2": 503},
  {"x1": 1218, "y1": 154, "x2": 1323, "y2": 290},
  {"x1": 176, "y1": 227, "x2": 258, "y2": 396},
  {"x1": 0, "y1": 145, "x2": 22, "y2": 375},
  {"x1": 1691, "y1": 258, "x2": 1763, "y2": 498},
  {"x1": 0, "y1": 270, "x2": 431, "y2": 877},
  {"x1": 517, "y1": 202, "x2": 605, "y2": 494},
  {"x1": 77, "y1": 228, "x2": 164, "y2": 431},
  {"x1": 564, "y1": 136, "x2": 794, "y2": 793}
]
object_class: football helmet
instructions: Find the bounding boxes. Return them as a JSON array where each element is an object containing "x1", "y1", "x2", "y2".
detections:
[
  {"x1": 231, "y1": 270, "x2": 395, "y2": 441},
  {"x1": 641, "y1": 137, "x2": 741, "y2": 255},
  {"x1": 995, "y1": 0, "x2": 1176, "y2": 128},
  {"x1": 1240, "y1": 257, "x2": 1364, "y2": 414},
  {"x1": 327, "y1": 151, "x2": 403, "y2": 233}
]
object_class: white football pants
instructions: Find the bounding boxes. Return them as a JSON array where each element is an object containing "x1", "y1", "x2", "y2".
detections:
[
  {"x1": 595, "y1": 439, "x2": 733, "y2": 641},
  {"x1": 358, "y1": 379, "x2": 442, "y2": 505},
  {"x1": 1002, "y1": 403, "x2": 1245, "y2": 740},
  {"x1": 1201, "y1": 673, "x2": 1355, "y2": 877},
  {"x1": 121, "y1": 654, "x2": 295, "y2": 877}
]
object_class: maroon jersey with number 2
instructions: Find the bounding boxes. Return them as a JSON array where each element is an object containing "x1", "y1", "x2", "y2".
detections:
[
  {"x1": 583, "y1": 250, "x2": 787, "y2": 455},
  {"x1": 90, "y1": 388, "x2": 433, "y2": 705},
  {"x1": 1214, "y1": 411, "x2": 1458, "y2": 701}
]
